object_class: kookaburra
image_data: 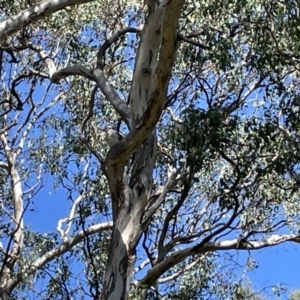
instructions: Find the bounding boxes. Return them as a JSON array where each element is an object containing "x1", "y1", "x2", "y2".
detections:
[{"x1": 104, "y1": 125, "x2": 122, "y2": 148}]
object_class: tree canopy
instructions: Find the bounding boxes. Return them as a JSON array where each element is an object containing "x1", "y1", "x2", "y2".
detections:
[
  {"x1": 0, "y1": 0, "x2": 300, "y2": 299},
  {"x1": 291, "y1": 291, "x2": 300, "y2": 300}
]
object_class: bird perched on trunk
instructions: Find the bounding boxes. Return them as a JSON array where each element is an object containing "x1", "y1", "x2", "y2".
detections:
[{"x1": 104, "y1": 125, "x2": 122, "y2": 148}]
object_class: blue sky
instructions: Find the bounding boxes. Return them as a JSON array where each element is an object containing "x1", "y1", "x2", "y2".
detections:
[
  {"x1": 248, "y1": 244, "x2": 300, "y2": 299},
  {"x1": 8, "y1": 62, "x2": 299, "y2": 300},
  {"x1": 4, "y1": 10, "x2": 300, "y2": 299},
  {"x1": 25, "y1": 182, "x2": 300, "y2": 299}
]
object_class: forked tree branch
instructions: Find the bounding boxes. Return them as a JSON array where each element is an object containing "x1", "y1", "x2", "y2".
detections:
[
  {"x1": 52, "y1": 66, "x2": 132, "y2": 126},
  {"x1": 97, "y1": 26, "x2": 143, "y2": 70},
  {"x1": 0, "y1": 221, "x2": 113, "y2": 294},
  {"x1": 51, "y1": 65, "x2": 95, "y2": 83},
  {"x1": 105, "y1": 0, "x2": 185, "y2": 180},
  {"x1": 139, "y1": 234, "x2": 300, "y2": 287}
]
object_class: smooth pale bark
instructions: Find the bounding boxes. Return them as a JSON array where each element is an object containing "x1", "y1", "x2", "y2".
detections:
[
  {"x1": 0, "y1": 0, "x2": 95, "y2": 42},
  {"x1": 139, "y1": 234, "x2": 300, "y2": 287},
  {"x1": 101, "y1": 0, "x2": 185, "y2": 299},
  {"x1": 0, "y1": 222, "x2": 113, "y2": 295},
  {"x1": 2, "y1": 1, "x2": 300, "y2": 299},
  {"x1": 0, "y1": 131, "x2": 24, "y2": 299}
]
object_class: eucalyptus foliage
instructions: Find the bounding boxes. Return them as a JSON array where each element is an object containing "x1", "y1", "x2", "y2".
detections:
[{"x1": 0, "y1": 0, "x2": 300, "y2": 299}]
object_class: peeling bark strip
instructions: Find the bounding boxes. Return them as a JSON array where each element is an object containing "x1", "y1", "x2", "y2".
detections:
[{"x1": 101, "y1": 0, "x2": 185, "y2": 299}]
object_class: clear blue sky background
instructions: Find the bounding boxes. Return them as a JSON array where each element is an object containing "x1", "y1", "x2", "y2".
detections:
[
  {"x1": 239, "y1": 244, "x2": 300, "y2": 299},
  {"x1": 26, "y1": 182, "x2": 300, "y2": 299}
]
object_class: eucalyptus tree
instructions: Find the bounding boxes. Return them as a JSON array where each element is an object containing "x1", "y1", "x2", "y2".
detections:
[
  {"x1": 1, "y1": 0, "x2": 300, "y2": 299},
  {"x1": 291, "y1": 291, "x2": 300, "y2": 300},
  {"x1": 233, "y1": 282, "x2": 267, "y2": 300}
]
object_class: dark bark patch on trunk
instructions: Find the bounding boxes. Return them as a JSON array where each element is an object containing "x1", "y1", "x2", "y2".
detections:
[{"x1": 136, "y1": 182, "x2": 146, "y2": 197}]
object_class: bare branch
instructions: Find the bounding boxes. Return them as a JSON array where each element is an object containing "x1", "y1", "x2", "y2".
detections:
[
  {"x1": 52, "y1": 64, "x2": 132, "y2": 126},
  {"x1": 177, "y1": 33, "x2": 211, "y2": 50},
  {"x1": 0, "y1": 0, "x2": 96, "y2": 42},
  {"x1": 157, "y1": 168, "x2": 193, "y2": 263},
  {"x1": 80, "y1": 85, "x2": 98, "y2": 137},
  {"x1": 57, "y1": 160, "x2": 102, "y2": 241},
  {"x1": 15, "y1": 90, "x2": 67, "y2": 155},
  {"x1": 52, "y1": 65, "x2": 95, "y2": 83},
  {"x1": 0, "y1": 221, "x2": 113, "y2": 294},
  {"x1": 139, "y1": 234, "x2": 300, "y2": 287},
  {"x1": 57, "y1": 194, "x2": 85, "y2": 241},
  {"x1": 134, "y1": 259, "x2": 150, "y2": 275},
  {"x1": 0, "y1": 130, "x2": 24, "y2": 267},
  {"x1": 97, "y1": 26, "x2": 143, "y2": 70},
  {"x1": 93, "y1": 69, "x2": 132, "y2": 127},
  {"x1": 158, "y1": 259, "x2": 199, "y2": 283},
  {"x1": 142, "y1": 166, "x2": 181, "y2": 225}
]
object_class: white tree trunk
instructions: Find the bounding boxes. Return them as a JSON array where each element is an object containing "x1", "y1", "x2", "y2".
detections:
[{"x1": 101, "y1": 1, "x2": 184, "y2": 299}]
